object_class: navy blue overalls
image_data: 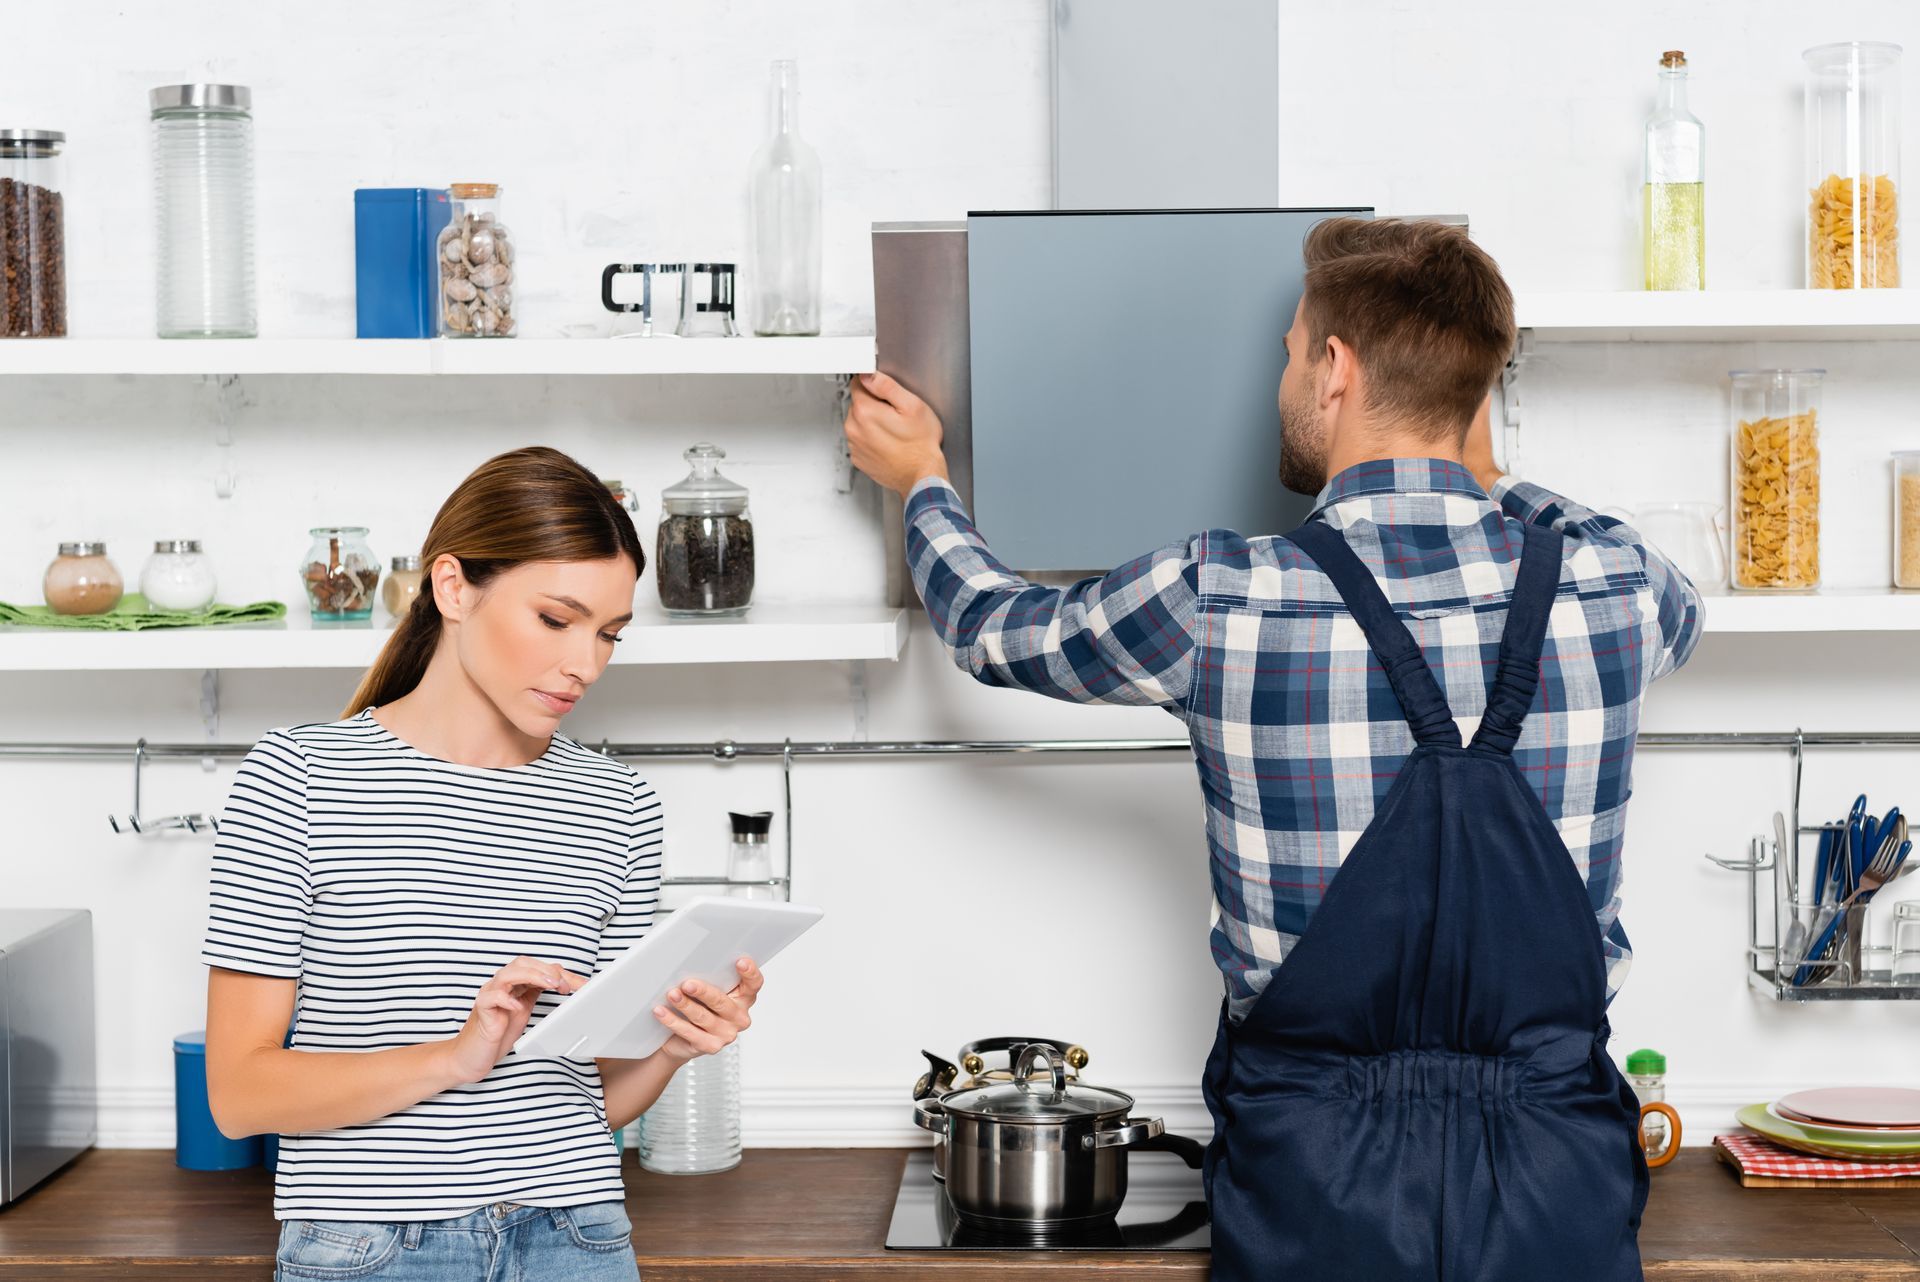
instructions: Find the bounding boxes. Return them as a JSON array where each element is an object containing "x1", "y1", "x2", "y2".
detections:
[{"x1": 1201, "y1": 518, "x2": 1649, "y2": 1281}]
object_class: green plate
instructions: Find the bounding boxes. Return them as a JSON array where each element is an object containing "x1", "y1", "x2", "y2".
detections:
[{"x1": 1737, "y1": 1103, "x2": 1920, "y2": 1161}]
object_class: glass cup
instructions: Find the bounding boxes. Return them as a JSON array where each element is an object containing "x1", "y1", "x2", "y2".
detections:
[{"x1": 1892, "y1": 900, "x2": 1920, "y2": 983}]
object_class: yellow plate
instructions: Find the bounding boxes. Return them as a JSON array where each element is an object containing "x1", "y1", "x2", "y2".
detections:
[{"x1": 1737, "y1": 1103, "x2": 1920, "y2": 1161}]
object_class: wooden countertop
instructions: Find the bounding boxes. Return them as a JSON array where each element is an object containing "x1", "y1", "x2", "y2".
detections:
[{"x1": 2, "y1": 1147, "x2": 1919, "y2": 1280}]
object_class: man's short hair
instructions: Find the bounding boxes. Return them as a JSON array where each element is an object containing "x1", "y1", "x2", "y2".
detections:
[{"x1": 1300, "y1": 218, "x2": 1516, "y2": 439}]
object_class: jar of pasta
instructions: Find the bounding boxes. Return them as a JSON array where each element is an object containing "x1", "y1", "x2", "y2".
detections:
[
  {"x1": 1730, "y1": 369, "x2": 1823, "y2": 592},
  {"x1": 1805, "y1": 43, "x2": 1901, "y2": 289},
  {"x1": 1895, "y1": 451, "x2": 1920, "y2": 590}
]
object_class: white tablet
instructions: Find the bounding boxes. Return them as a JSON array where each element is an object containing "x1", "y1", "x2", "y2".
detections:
[{"x1": 512, "y1": 896, "x2": 824, "y2": 1061}]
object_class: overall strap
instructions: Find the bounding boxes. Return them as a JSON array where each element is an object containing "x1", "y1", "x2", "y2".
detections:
[
  {"x1": 1288, "y1": 520, "x2": 1461, "y2": 750},
  {"x1": 1467, "y1": 523, "x2": 1566, "y2": 756}
]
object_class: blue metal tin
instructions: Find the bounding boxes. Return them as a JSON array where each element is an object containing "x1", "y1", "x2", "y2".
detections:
[
  {"x1": 354, "y1": 188, "x2": 452, "y2": 338},
  {"x1": 173, "y1": 1030, "x2": 264, "y2": 1171}
]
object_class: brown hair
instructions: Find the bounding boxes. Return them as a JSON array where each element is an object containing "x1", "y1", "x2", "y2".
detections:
[
  {"x1": 1300, "y1": 218, "x2": 1516, "y2": 438},
  {"x1": 343, "y1": 446, "x2": 646, "y2": 718}
]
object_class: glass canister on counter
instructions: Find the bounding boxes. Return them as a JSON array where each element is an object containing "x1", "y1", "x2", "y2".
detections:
[
  {"x1": 1730, "y1": 369, "x2": 1823, "y2": 592},
  {"x1": 437, "y1": 184, "x2": 516, "y2": 338},
  {"x1": 301, "y1": 527, "x2": 381, "y2": 622},
  {"x1": 1896, "y1": 451, "x2": 1920, "y2": 590},
  {"x1": 141, "y1": 540, "x2": 217, "y2": 612},
  {"x1": 1805, "y1": 43, "x2": 1902, "y2": 289},
  {"x1": 43, "y1": 543, "x2": 123, "y2": 615},
  {"x1": 657, "y1": 444, "x2": 755, "y2": 618},
  {"x1": 383, "y1": 554, "x2": 426, "y2": 618},
  {"x1": 1, "y1": 129, "x2": 67, "y2": 337},
  {"x1": 151, "y1": 85, "x2": 256, "y2": 337},
  {"x1": 1643, "y1": 51, "x2": 1705, "y2": 291}
]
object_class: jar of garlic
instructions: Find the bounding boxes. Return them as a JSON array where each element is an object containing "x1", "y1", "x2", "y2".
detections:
[
  {"x1": 437, "y1": 183, "x2": 515, "y2": 337},
  {"x1": 1729, "y1": 369, "x2": 1823, "y2": 591}
]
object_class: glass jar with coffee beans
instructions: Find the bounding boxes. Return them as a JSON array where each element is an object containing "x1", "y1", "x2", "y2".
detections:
[
  {"x1": 657, "y1": 444, "x2": 754, "y2": 618},
  {"x1": 301, "y1": 526, "x2": 381, "y2": 622},
  {"x1": 437, "y1": 183, "x2": 515, "y2": 337},
  {"x1": 1, "y1": 130, "x2": 67, "y2": 338}
]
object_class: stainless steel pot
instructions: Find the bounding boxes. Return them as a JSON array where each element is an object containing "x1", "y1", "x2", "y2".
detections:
[{"x1": 913, "y1": 1043, "x2": 1166, "y2": 1227}]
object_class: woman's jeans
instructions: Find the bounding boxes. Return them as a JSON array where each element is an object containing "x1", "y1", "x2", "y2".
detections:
[{"x1": 274, "y1": 1199, "x2": 639, "y2": 1281}]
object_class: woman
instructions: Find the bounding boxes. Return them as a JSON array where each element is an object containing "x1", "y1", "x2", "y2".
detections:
[{"x1": 202, "y1": 446, "x2": 765, "y2": 1282}]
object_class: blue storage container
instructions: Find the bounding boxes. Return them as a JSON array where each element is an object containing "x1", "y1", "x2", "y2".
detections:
[
  {"x1": 173, "y1": 1030, "x2": 264, "y2": 1171},
  {"x1": 354, "y1": 188, "x2": 452, "y2": 338}
]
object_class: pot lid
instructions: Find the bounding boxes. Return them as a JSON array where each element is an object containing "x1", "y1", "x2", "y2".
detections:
[{"x1": 939, "y1": 1045, "x2": 1132, "y2": 1121}]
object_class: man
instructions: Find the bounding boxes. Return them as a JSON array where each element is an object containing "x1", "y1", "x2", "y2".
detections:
[{"x1": 845, "y1": 217, "x2": 1700, "y2": 1280}]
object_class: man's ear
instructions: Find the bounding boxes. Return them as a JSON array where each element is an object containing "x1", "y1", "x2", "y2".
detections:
[{"x1": 1319, "y1": 335, "x2": 1357, "y2": 411}]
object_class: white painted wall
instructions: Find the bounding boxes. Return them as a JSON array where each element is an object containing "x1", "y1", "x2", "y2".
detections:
[{"x1": 1, "y1": 0, "x2": 1917, "y2": 1154}]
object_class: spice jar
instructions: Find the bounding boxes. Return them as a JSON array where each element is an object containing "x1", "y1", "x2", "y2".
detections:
[
  {"x1": 1730, "y1": 369, "x2": 1823, "y2": 592},
  {"x1": 437, "y1": 183, "x2": 516, "y2": 337},
  {"x1": 141, "y1": 540, "x2": 217, "y2": 612},
  {"x1": 43, "y1": 543, "x2": 123, "y2": 615},
  {"x1": 1896, "y1": 451, "x2": 1920, "y2": 590},
  {"x1": 383, "y1": 553, "x2": 425, "y2": 617},
  {"x1": 301, "y1": 527, "x2": 381, "y2": 622},
  {"x1": 1, "y1": 129, "x2": 67, "y2": 337},
  {"x1": 657, "y1": 444, "x2": 755, "y2": 618},
  {"x1": 1805, "y1": 43, "x2": 1902, "y2": 289}
]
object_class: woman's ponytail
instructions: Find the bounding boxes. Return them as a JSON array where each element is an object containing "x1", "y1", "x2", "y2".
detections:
[{"x1": 341, "y1": 589, "x2": 444, "y2": 720}]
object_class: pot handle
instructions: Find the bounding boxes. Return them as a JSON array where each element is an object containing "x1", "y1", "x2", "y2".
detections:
[
  {"x1": 913, "y1": 1097, "x2": 948, "y2": 1135},
  {"x1": 1014, "y1": 1043, "x2": 1068, "y2": 1095},
  {"x1": 1082, "y1": 1115, "x2": 1166, "y2": 1150}
]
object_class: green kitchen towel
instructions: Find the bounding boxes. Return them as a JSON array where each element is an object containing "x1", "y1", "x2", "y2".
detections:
[{"x1": 0, "y1": 593, "x2": 288, "y2": 631}]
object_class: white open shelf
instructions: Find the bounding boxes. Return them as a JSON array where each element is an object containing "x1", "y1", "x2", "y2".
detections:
[
  {"x1": 0, "y1": 604, "x2": 909, "y2": 671},
  {"x1": 0, "y1": 335, "x2": 877, "y2": 377},
  {"x1": 1514, "y1": 289, "x2": 1920, "y2": 342},
  {"x1": 1700, "y1": 590, "x2": 1920, "y2": 634}
]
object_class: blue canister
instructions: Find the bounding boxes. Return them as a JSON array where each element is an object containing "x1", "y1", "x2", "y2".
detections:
[
  {"x1": 353, "y1": 188, "x2": 452, "y2": 338},
  {"x1": 173, "y1": 1030, "x2": 263, "y2": 1171}
]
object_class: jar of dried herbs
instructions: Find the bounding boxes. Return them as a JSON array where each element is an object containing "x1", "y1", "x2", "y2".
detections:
[
  {"x1": 301, "y1": 526, "x2": 381, "y2": 622},
  {"x1": 657, "y1": 444, "x2": 754, "y2": 618}
]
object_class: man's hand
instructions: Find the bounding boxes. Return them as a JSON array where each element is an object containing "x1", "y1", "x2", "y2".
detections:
[
  {"x1": 1462, "y1": 391, "x2": 1504, "y2": 494},
  {"x1": 844, "y1": 371, "x2": 950, "y2": 498}
]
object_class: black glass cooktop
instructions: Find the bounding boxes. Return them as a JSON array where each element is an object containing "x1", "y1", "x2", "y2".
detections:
[{"x1": 883, "y1": 1150, "x2": 1210, "y2": 1252}]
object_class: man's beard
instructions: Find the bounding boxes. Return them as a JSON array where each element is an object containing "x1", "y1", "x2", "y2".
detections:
[{"x1": 1276, "y1": 375, "x2": 1328, "y2": 496}]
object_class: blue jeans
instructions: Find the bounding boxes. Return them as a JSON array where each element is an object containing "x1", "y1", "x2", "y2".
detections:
[{"x1": 273, "y1": 1199, "x2": 640, "y2": 1282}]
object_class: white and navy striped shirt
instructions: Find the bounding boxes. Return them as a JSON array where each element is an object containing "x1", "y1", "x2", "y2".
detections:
[{"x1": 199, "y1": 708, "x2": 663, "y2": 1221}]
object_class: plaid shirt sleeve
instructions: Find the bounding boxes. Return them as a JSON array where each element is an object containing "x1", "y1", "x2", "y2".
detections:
[
  {"x1": 1492, "y1": 476, "x2": 1705, "y2": 680},
  {"x1": 903, "y1": 478, "x2": 1199, "y2": 709}
]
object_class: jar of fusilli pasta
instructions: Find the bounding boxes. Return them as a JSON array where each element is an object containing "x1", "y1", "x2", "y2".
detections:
[
  {"x1": 1730, "y1": 369, "x2": 1823, "y2": 592},
  {"x1": 1804, "y1": 43, "x2": 1901, "y2": 289}
]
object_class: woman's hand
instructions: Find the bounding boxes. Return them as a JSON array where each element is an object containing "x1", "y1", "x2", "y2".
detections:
[
  {"x1": 444, "y1": 956, "x2": 588, "y2": 1084},
  {"x1": 651, "y1": 958, "x2": 765, "y2": 1066}
]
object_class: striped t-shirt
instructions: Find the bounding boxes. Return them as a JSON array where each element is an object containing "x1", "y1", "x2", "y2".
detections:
[{"x1": 199, "y1": 708, "x2": 663, "y2": 1221}]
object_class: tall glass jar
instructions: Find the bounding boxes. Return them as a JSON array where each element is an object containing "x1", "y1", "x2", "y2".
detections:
[
  {"x1": 748, "y1": 60, "x2": 822, "y2": 336},
  {"x1": 151, "y1": 85, "x2": 256, "y2": 337},
  {"x1": 437, "y1": 184, "x2": 516, "y2": 337},
  {"x1": 301, "y1": 527, "x2": 380, "y2": 622},
  {"x1": 657, "y1": 445, "x2": 755, "y2": 618},
  {"x1": 1643, "y1": 51, "x2": 1705, "y2": 291},
  {"x1": 1, "y1": 129, "x2": 67, "y2": 337},
  {"x1": 1805, "y1": 43, "x2": 1902, "y2": 289},
  {"x1": 1895, "y1": 451, "x2": 1920, "y2": 590},
  {"x1": 1730, "y1": 369, "x2": 1823, "y2": 592},
  {"x1": 636, "y1": 1042, "x2": 742, "y2": 1174}
]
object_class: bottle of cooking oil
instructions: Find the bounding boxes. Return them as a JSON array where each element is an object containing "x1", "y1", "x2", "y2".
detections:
[{"x1": 1643, "y1": 50, "x2": 1705, "y2": 290}]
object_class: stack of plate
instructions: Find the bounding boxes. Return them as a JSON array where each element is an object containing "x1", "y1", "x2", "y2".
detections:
[{"x1": 1737, "y1": 1088, "x2": 1920, "y2": 1161}]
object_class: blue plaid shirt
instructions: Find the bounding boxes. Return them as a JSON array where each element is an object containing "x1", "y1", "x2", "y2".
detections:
[{"x1": 906, "y1": 458, "x2": 1702, "y2": 1021}]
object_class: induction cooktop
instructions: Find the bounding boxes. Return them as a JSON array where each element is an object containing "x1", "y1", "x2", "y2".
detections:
[{"x1": 883, "y1": 1149, "x2": 1210, "y2": 1252}]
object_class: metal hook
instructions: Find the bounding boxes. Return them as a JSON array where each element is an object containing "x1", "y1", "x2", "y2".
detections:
[{"x1": 108, "y1": 737, "x2": 221, "y2": 835}]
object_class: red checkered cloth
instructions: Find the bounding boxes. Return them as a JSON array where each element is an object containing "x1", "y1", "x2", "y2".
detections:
[{"x1": 1717, "y1": 1132, "x2": 1920, "y2": 1179}]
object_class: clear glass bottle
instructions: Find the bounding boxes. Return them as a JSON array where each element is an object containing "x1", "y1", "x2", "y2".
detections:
[
  {"x1": 749, "y1": 60, "x2": 822, "y2": 336},
  {"x1": 657, "y1": 445, "x2": 755, "y2": 618},
  {"x1": 1895, "y1": 451, "x2": 1920, "y2": 590},
  {"x1": 1643, "y1": 51, "x2": 1705, "y2": 291},
  {"x1": 382, "y1": 554, "x2": 425, "y2": 618},
  {"x1": 636, "y1": 1042, "x2": 742, "y2": 1175},
  {"x1": 437, "y1": 184, "x2": 516, "y2": 337},
  {"x1": 1, "y1": 129, "x2": 67, "y2": 337},
  {"x1": 1729, "y1": 369, "x2": 1823, "y2": 592},
  {"x1": 43, "y1": 543, "x2": 123, "y2": 616},
  {"x1": 151, "y1": 85, "x2": 255, "y2": 337},
  {"x1": 301, "y1": 526, "x2": 380, "y2": 622},
  {"x1": 1805, "y1": 43, "x2": 1902, "y2": 289},
  {"x1": 727, "y1": 811, "x2": 777, "y2": 901},
  {"x1": 140, "y1": 540, "x2": 217, "y2": 612}
]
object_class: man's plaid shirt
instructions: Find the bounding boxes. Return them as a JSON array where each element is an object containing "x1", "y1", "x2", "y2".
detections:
[{"x1": 905, "y1": 458, "x2": 1702, "y2": 1021}]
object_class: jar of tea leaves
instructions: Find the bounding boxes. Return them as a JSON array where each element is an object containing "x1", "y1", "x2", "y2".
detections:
[{"x1": 657, "y1": 444, "x2": 754, "y2": 618}]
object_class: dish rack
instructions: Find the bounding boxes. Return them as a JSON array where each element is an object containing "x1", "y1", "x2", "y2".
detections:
[{"x1": 1704, "y1": 730, "x2": 1920, "y2": 1001}]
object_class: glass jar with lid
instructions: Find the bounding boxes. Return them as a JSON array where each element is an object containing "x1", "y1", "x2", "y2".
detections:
[
  {"x1": 301, "y1": 526, "x2": 380, "y2": 622},
  {"x1": 1896, "y1": 451, "x2": 1920, "y2": 590},
  {"x1": 151, "y1": 84, "x2": 256, "y2": 337},
  {"x1": 437, "y1": 183, "x2": 516, "y2": 337},
  {"x1": 383, "y1": 554, "x2": 426, "y2": 618},
  {"x1": 1730, "y1": 369, "x2": 1823, "y2": 591},
  {"x1": 657, "y1": 444, "x2": 755, "y2": 618},
  {"x1": 1, "y1": 129, "x2": 67, "y2": 337},
  {"x1": 43, "y1": 542, "x2": 123, "y2": 615},
  {"x1": 1805, "y1": 43, "x2": 1902, "y2": 289},
  {"x1": 141, "y1": 540, "x2": 217, "y2": 612}
]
